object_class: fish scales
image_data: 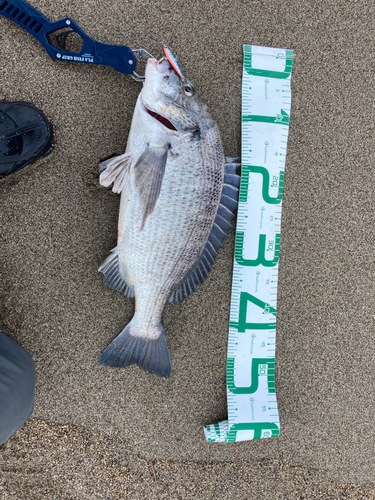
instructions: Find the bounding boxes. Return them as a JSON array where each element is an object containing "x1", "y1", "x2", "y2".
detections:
[
  {"x1": 98, "y1": 56, "x2": 238, "y2": 378},
  {"x1": 122, "y1": 129, "x2": 223, "y2": 323}
]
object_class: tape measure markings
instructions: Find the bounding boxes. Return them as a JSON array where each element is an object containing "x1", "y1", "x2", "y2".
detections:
[{"x1": 204, "y1": 45, "x2": 294, "y2": 443}]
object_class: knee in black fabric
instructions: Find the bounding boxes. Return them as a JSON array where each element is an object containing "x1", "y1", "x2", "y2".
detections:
[{"x1": 0, "y1": 333, "x2": 35, "y2": 445}]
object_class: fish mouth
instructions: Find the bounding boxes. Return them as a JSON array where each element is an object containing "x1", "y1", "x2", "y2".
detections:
[
  {"x1": 144, "y1": 105, "x2": 177, "y2": 131},
  {"x1": 158, "y1": 59, "x2": 173, "y2": 76},
  {"x1": 149, "y1": 58, "x2": 173, "y2": 76}
]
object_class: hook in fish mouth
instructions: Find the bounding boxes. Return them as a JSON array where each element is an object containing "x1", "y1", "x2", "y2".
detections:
[{"x1": 131, "y1": 46, "x2": 179, "y2": 82}]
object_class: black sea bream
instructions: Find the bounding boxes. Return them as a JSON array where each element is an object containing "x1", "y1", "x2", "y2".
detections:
[{"x1": 99, "y1": 56, "x2": 239, "y2": 378}]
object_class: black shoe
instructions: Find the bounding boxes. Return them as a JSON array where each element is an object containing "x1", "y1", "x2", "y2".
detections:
[{"x1": 0, "y1": 101, "x2": 53, "y2": 178}]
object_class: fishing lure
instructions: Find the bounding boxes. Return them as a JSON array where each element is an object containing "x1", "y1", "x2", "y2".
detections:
[{"x1": 163, "y1": 44, "x2": 184, "y2": 78}]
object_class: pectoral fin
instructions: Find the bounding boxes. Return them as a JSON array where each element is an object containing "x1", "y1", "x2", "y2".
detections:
[
  {"x1": 99, "y1": 152, "x2": 132, "y2": 194},
  {"x1": 134, "y1": 143, "x2": 170, "y2": 230}
]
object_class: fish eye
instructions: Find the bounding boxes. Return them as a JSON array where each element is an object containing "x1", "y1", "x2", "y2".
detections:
[{"x1": 184, "y1": 85, "x2": 195, "y2": 97}]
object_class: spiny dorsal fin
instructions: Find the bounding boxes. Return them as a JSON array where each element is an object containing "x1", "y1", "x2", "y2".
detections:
[
  {"x1": 169, "y1": 161, "x2": 240, "y2": 304},
  {"x1": 99, "y1": 153, "x2": 132, "y2": 194},
  {"x1": 99, "y1": 249, "x2": 135, "y2": 298},
  {"x1": 224, "y1": 173, "x2": 241, "y2": 187},
  {"x1": 133, "y1": 143, "x2": 171, "y2": 230}
]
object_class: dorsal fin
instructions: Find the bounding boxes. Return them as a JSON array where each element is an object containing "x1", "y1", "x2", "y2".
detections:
[{"x1": 169, "y1": 161, "x2": 240, "y2": 304}]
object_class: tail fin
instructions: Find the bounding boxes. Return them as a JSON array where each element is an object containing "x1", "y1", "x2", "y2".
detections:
[{"x1": 100, "y1": 319, "x2": 171, "y2": 378}]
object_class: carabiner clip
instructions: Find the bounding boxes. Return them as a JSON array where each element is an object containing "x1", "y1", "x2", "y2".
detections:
[{"x1": 131, "y1": 48, "x2": 156, "y2": 81}]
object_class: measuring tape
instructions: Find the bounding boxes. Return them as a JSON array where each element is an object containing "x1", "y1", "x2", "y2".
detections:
[{"x1": 205, "y1": 45, "x2": 294, "y2": 443}]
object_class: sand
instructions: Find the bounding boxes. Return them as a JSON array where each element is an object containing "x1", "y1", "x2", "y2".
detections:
[{"x1": 0, "y1": 0, "x2": 374, "y2": 498}]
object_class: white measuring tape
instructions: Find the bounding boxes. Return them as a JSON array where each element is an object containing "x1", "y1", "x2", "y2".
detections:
[{"x1": 204, "y1": 45, "x2": 294, "y2": 443}]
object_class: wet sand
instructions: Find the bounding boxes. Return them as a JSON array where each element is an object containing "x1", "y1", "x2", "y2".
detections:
[{"x1": 1, "y1": 0, "x2": 374, "y2": 497}]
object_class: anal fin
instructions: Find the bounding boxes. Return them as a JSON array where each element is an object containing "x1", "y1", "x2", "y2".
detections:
[{"x1": 99, "y1": 249, "x2": 134, "y2": 298}]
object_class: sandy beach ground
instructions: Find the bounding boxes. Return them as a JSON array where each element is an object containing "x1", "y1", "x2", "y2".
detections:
[{"x1": 1, "y1": 0, "x2": 374, "y2": 498}]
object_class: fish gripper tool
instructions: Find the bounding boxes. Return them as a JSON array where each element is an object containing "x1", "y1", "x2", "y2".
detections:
[{"x1": 0, "y1": 0, "x2": 152, "y2": 80}]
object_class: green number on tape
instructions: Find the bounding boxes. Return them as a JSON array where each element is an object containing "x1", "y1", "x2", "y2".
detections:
[
  {"x1": 235, "y1": 233, "x2": 280, "y2": 267},
  {"x1": 230, "y1": 292, "x2": 276, "y2": 332},
  {"x1": 226, "y1": 422, "x2": 280, "y2": 442},
  {"x1": 239, "y1": 166, "x2": 284, "y2": 204},
  {"x1": 227, "y1": 357, "x2": 276, "y2": 394}
]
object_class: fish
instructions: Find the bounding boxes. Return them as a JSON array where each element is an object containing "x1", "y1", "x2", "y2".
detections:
[{"x1": 98, "y1": 51, "x2": 240, "y2": 378}]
